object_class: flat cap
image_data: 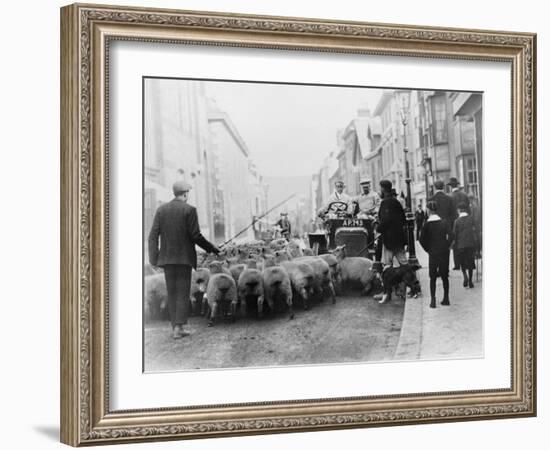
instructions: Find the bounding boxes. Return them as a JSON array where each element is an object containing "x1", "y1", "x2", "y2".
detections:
[{"x1": 172, "y1": 180, "x2": 192, "y2": 193}]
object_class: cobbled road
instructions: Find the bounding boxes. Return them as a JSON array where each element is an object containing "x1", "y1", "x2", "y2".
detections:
[{"x1": 144, "y1": 290, "x2": 405, "y2": 372}]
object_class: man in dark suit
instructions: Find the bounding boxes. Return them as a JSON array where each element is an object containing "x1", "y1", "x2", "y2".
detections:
[
  {"x1": 448, "y1": 177, "x2": 471, "y2": 269},
  {"x1": 414, "y1": 201, "x2": 427, "y2": 241},
  {"x1": 453, "y1": 201, "x2": 479, "y2": 288},
  {"x1": 429, "y1": 180, "x2": 457, "y2": 272},
  {"x1": 148, "y1": 180, "x2": 220, "y2": 339},
  {"x1": 377, "y1": 180, "x2": 407, "y2": 267},
  {"x1": 429, "y1": 180, "x2": 457, "y2": 227},
  {"x1": 448, "y1": 177, "x2": 470, "y2": 214}
]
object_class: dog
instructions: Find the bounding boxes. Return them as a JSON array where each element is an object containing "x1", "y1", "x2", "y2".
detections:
[{"x1": 378, "y1": 264, "x2": 421, "y2": 304}]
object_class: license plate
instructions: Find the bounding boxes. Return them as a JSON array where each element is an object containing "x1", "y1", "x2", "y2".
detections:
[{"x1": 342, "y1": 219, "x2": 363, "y2": 227}]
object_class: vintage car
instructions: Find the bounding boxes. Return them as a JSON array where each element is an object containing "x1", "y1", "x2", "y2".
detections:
[{"x1": 308, "y1": 201, "x2": 377, "y2": 258}]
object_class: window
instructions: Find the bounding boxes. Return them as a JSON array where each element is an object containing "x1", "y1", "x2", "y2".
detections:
[
  {"x1": 461, "y1": 120, "x2": 476, "y2": 153},
  {"x1": 415, "y1": 148, "x2": 424, "y2": 183},
  {"x1": 432, "y1": 95, "x2": 448, "y2": 144},
  {"x1": 465, "y1": 155, "x2": 479, "y2": 197}
]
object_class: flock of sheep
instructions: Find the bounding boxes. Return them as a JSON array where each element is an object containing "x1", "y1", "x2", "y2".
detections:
[{"x1": 144, "y1": 238, "x2": 380, "y2": 327}]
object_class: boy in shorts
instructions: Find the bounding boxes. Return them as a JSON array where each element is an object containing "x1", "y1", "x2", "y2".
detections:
[{"x1": 419, "y1": 201, "x2": 454, "y2": 308}]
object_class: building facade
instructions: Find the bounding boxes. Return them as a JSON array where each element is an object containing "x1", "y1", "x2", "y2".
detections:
[
  {"x1": 208, "y1": 103, "x2": 256, "y2": 243},
  {"x1": 144, "y1": 80, "x2": 264, "y2": 248},
  {"x1": 366, "y1": 89, "x2": 482, "y2": 209},
  {"x1": 143, "y1": 78, "x2": 212, "y2": 244},
  {"x1": 450, "y1": 92, "x2": 482, "y2": 200}
]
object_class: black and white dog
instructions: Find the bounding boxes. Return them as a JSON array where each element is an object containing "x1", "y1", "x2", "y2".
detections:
[{"x1": 378, "y1": 264, "x2": 421, "y2": 304}]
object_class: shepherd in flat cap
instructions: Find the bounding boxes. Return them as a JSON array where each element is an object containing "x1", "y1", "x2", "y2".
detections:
[{"x1": 148, "y1": 179, "x2": 220, "y2": 339}]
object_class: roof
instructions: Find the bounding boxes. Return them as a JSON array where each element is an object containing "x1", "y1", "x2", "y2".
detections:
[
  {"x1": 208, "y1": 108, "x2": 250, "y2": 158},
  {"x1": 373, "y1": 90, "x2": 394, "y2": 116}
]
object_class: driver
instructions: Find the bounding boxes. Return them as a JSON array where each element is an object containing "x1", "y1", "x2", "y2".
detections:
[
  {"x1": 317, "y1": 180, "x2": 352, "y2": 218},
  {"x1": 351, "y1": 178, "x2": 381, "y2": 217}
]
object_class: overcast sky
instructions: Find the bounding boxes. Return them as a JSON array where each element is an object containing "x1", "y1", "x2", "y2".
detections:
[{"x1": 205, "y1": 81, "x2": 383, "y2": 177}]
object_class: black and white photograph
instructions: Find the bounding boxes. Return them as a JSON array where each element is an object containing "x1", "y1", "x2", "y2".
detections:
[{"x1": 143, "y1": 78, "x2": 483, "y2": 372}]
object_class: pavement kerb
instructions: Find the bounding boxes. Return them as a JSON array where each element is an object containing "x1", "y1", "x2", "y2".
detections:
[{"x1": 394, "y1": 295, "x2": 423, "y2": 360}]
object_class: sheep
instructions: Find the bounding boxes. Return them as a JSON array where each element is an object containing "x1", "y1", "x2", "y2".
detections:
[
  {"x1": 269, "y1": 238, "x2": 288, "y2": 251},
  {"x1": 144, "y1": 273, "x2": 168, "y2": 322},
  {"x1": 317, "y1": 253, "x2": 342, "y2": 294},
  {"x1": 262, "y1": 254, "x2": 277, "y2": 268},
  {"x1": 208, "y1": 260, "x2": 231, "y2": 276},
  {"x1": 294, "y1": 256, "x2": 337, "y2": 304},
  {"x1": 287, "y1": 240, "x2": 304, "y2": 258},
  {"x1": 205, "y1": 272, "x2": 238, "y2": 327},
  {"x1": 275, "y1": 250, "x2": 315, "y2": 310},
  {"x1": 237, "y1": 268, "x2": 265, "y2": 318},
  {"x1": 332, "y1": 245, "x2": 378, "y2": 296},
  {"x1": 263, "y1": 265, "x2": 294, "y2": 319},
  {"x1": 228, "y1": 263, "x2": 246, "y2": 285}
]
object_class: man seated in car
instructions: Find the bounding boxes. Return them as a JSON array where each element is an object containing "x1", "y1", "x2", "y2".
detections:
[
  {"x1": 350, "y1": 178, "x2": 381, "y2": 218},
  {"x1": 317, "y1": 180, "x2": 352, "y2": 219}
]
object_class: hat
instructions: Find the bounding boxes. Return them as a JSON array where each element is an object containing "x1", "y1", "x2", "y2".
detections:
[
  {"x1": 433, "y1": 180, "x2": 445, "y2": 190},
  {"x1": 172, "y1": 180, "x2": 192, "y2": 194},
  {"x1": 447, "y1": 177, "x2": 460, "y2": 187},
  {"x1": 359, "y1": 178, "x2": 372, "y2": 185},
  {"x1": 379, "y1": 179, "x2": 392, "y2": 191}
]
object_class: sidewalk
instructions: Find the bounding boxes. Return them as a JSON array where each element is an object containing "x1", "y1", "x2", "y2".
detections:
[{"x1": 395, "y1": 244, "x2": 483, "y2": 361}]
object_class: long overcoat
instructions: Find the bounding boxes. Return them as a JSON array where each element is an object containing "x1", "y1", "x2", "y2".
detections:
[
  {"x1": 148, "y1": 198, "x2": 217, "y2": 269},
  {"x1": 377, "y1": 197, "x2": 407, "y2": 251}
]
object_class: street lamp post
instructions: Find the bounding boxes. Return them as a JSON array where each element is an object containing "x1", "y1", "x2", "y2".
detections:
[{"x1": 395, "y1": 90, "x2": 420, "y2": 266}]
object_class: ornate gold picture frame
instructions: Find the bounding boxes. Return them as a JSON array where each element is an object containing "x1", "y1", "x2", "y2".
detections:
[{"x1": 60, "y1": 3, "x2": 536, "y2": 446}]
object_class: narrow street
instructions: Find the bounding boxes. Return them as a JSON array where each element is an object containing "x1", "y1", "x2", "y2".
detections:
[
  {"x1": 144, "y1": 245, "x2": 483, "y2": 372},
  {"x1": 144, "y1": 289, "x2": 405, "y2": 372}
]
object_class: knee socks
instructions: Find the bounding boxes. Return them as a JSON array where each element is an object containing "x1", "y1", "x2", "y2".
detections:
[
  {"x1": 442, "y1": 277, "x2": 449, "y2": 301},
  {"x1": 430, "y1": 277, "x2": 437, "y2": 299}
]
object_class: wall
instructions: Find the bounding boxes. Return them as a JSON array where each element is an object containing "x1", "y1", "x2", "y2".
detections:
[
  {"x1": 209, "y1": 116, "x2": 254, "y2": 241},
  {"x1": 0, "y1": 1, "x2": 546, "y2": 450}
]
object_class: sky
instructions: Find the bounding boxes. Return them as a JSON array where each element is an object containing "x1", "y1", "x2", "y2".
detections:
[{"x1": 205, "y1": 80, "x2": 383, "y2": 177}]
